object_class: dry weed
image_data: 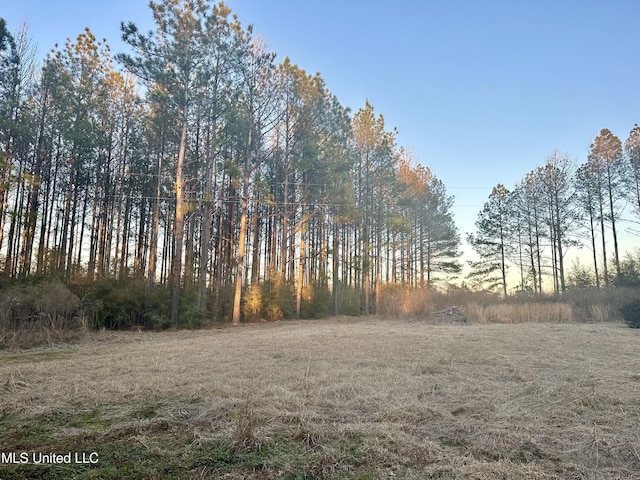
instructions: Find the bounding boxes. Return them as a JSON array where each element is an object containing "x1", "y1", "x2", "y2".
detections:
[
  {"x1": 378, "y1": 285, "x2": 435, "y2": 318},
  {"x1": 466, "y1": 301, "x2": 575, "y2": 323}
]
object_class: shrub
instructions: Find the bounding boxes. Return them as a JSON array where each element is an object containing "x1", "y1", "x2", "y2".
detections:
[
  {"x1": 565, "y1": 287, "x2": 640, "y2": 323},
  {"x1": 239, "y1": 277, "x2": 294, "y2": 322},
  {"x1": 83, "y1": 277, "x2": 143, "y2": 329},
  {"x1": 260, "y1": 276, "x2": 295, "y2": 321},
  {"x1": 301, "y1": 284, "x2": 332, "y2": 319},
  {"x1": 620, "y1": 301, "x2": 640, "y2": 328},
  {"x1": 567, "y1": 259, "x2": 596, "y2": 289},
  {"x1": 0, "y1": 280, "x2": 83, "y2": 348},
  {"x1": 144, "y1": 283, "x2": 171, "y2": 330},
  {"x1": 334, "y1": 283, "x2": 361, "y2": 316},
  {"x1": 242, "y1": 284, "x2": 263, "y2": 321},
  {"x1": 82, "y1": 277, "x2": 171, "y2": 330},
  {"x1": 178, "y1": 286, "x2": 204, "y2": 329},
  {"x1": 615, "y1": 250, "x2": 640, "y2": 287}
]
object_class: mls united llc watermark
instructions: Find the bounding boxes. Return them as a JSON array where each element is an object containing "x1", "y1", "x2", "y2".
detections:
[{"x1": 1, "y1": 451, "x2": 99, "y2": 465}]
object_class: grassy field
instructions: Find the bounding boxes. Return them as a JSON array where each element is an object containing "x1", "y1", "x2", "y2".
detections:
[{"x1": 1, "y1": 317, "x2": 639, "y2": 479}]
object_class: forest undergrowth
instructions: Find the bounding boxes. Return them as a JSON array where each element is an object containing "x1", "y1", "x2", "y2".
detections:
[{"x1": 1, "y1": 273, "x2": 639, "y2": 349}]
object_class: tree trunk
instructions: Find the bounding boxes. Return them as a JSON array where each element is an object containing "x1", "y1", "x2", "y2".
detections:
[
  {"x1": 606, "y1": 167, "x2": 620, "y2": 279},
  {"x1": 232, "y1": 176, "x2": 249, "y2": 325},
  {"x1": 296, "y1": 205, "x2": 307, "y2": 318},
  {"x1": 147, "y1": 152, "x2": 162, "y2": 285},
  {"x1": 588, "y1": 208, "x2": 600, "y2": 289},
  {"x1": 597, "y1": 189, "x2": 609, "y2": 287},
  {"x1": 198, "y1": 132, "x2": 213, "y2": 310},
  {"x1": 333, "y1": 220, "x2": 340, "y2": 315},
  {"x1": 170, "y1": 117, "x2": 188, "y2": 325}
]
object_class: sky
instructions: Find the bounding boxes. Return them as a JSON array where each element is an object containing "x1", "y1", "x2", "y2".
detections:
[{"x1": 2, "y1": 0, "x2": 640, "y2": 266}]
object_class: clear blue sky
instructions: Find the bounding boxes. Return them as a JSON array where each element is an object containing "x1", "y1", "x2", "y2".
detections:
[{"x1": 2, "y1": 0, "x2": 640, "y2": 257}]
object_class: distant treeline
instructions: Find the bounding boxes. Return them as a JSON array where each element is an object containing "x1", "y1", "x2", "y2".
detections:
[
  {"x1": 0, "y1": 4, "x2": 460, "y2": 325},
  {"x1": 467, "y1": 133, "x2": 640, "y2": 296}
]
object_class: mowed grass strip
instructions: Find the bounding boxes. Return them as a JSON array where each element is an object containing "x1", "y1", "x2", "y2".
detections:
[{"x1": 1, "y1": 318, "x2": 639, "y2": 479}]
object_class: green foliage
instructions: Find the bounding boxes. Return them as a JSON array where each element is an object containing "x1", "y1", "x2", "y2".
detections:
[
  {"x1": 178, "y1": 286, "x2": 204, "y2": 329},
  {"x1": 620, "y1": 301, "x2": 640, "y2": 328},
  {"x1": 263, "y1": 277, "x2": 294, "y2": 321},
  {"x1": 467, "y1": 184, "x2": 511, "y2": 296},
  {"x1": 82, "y1": 277, "x2": 171, "y2": 330},
  {"x1": 241, "y1": 277, "x2": 295, "y2": 322},
  {"x1": 334, "y1": 283, "x2": 361, "y2": 316},
  {"x1": 568, "y1": 259, "x2": 596, "y2": 289},
  {"x1": 209, "y1": 284, "x2": 235, "y2": 322},
  {"x1": 300, "y1": 284, "x2": 332, "y2": 319},
  {"x1": 614, "y1": 250, "x2": 640, "y2": 287},
  {"x1": 83, "y1": 277, "x2": 140, "y2": 329},
  {"x1": 143, "y1": 283, "x2": 172, "y2": 330}
]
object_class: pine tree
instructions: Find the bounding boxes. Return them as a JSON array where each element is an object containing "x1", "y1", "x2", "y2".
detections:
[
  {"x1": 575, "y1": 164, "x2": 601, "y2": 288},
  {"x1": 625, "y1": 124, "x2": 640, "y2": 230},
  {"x1": 119, "y1": 0, "x2": 215, "y2": 325},
  {"x1": 467, "y1": 184, "x2": 511, "y2": 296},
  {"x1": 587, "y1": 129, "x2": 624, "y2": 282},
  {"x1": 352, "y1": 100, "x2": 396, "y2": 313}
]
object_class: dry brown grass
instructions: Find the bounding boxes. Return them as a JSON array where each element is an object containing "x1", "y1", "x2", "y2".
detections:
[
  {"x1": 378, "y1": 285, "x2": 435, "y2": 318},
  {"x1": 466, "y1": 301, "x2": 577, "y2": 324},
  {"x1": 1, "y1": 318, "x2": 639, "y2": 478}
]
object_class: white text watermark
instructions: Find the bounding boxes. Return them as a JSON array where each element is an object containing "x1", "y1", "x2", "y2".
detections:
[{"x1": 1, "y1": 451, "x2": 99, "y2": 465}]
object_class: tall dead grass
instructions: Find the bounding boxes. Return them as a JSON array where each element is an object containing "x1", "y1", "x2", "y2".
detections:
[
  {"x1": 377, "y1": 285, "x2": 435, "y2": 317},
  {"x1": 466, "y1": 301, "x2": 575, "y2": 323},
  {"x1": 379, "y1": 285, "x2": 640, "y2": 324}
]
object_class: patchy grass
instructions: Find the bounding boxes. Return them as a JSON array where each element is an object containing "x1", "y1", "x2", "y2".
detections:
[{"x1": 1, "y1": 318, "x2": 639, "y2": 479}]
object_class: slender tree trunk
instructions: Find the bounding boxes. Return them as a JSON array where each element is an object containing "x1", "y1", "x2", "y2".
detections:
[
  {"x1": 280, "y1": 176, "x2": 289, "y2": 279},
  {"x1": 171, "y1": 115, "x2": 188, "y2": 325},
  {"x1": 97, "y1": 188, "x2": 109, "y2": 277},
  {"x1": 76, "y1": 188, "x2": 89, "y2": 269},
  {"x1": 120, "y1": 193, "x2": 132, "y2": 276},
  {"x1": 42, "y1": 137, "x2": 61, "y2": 272},
  {"x1": 528, "y1": 233, "x2": 537, "y2": 293},
  {"x1": 554, "y1": 195, "x2": 566, "y2": 292},
  {"x1": 296, "y1": 205, "x2": 307, "y2": 318},
  {"x1": 184, "y1": 212, "x2": 195, "y2": 286},
  {"x1": 588, "y1": 208, "x2": 600, "y2": 289},
  {"x1": 148, "y1": 152, "x2": 162, "y2": 285},
  {"x1": 499, "y1": 223, "x2": 507, "y2": 297},
  {"x1": 550, "y1": 219, "x2": 558, "y2": 295},
  {"x1": 4, "y1": 191, "x2": 19, "y2": 276},
  {"x1": 250, "y1": 193, "x2": 261, "y2": 284},
  {"x1": 135, "y1": 196, "x2": 147, "y2": 275},
  {"x1": 606, "y1": 168, "x2": 620, "y2": 279},
  {"x1": 232, "y1": 174, "x2": 249, "y2": 325},
  {"x1": 597, "y1": 190, "x2": 609, "y2": 287},
  {"x1": 375, "y1": 207, "x2": 382, "y2": 313},
  {"x1": 198, "y1": 135, "x2": 213, "y2": 310},
  {"x1": 333, "y1": 220, "x2": 340, "y2": 315},
  {"x1": 37, "y1": 151, "x2": 53, "y2": 274},
  {"x1": 534, "y1": 211, "x2": 543, "y2": 293},
  {"x1": 58, "y1": 160, "x2": 75, "y2": 272}
]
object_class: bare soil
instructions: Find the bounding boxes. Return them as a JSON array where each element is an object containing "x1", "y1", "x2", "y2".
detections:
[{"x1": 1, "y1": 317, "x2": 639, "y2": 479}]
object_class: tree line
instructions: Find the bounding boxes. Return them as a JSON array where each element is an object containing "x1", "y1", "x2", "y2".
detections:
[
  {"x1": 468, "y1": 127, "x2": 640, "y2": 296},
  {"x1": 0, "y1": 1, "x2": 462, "y2": 326}
]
